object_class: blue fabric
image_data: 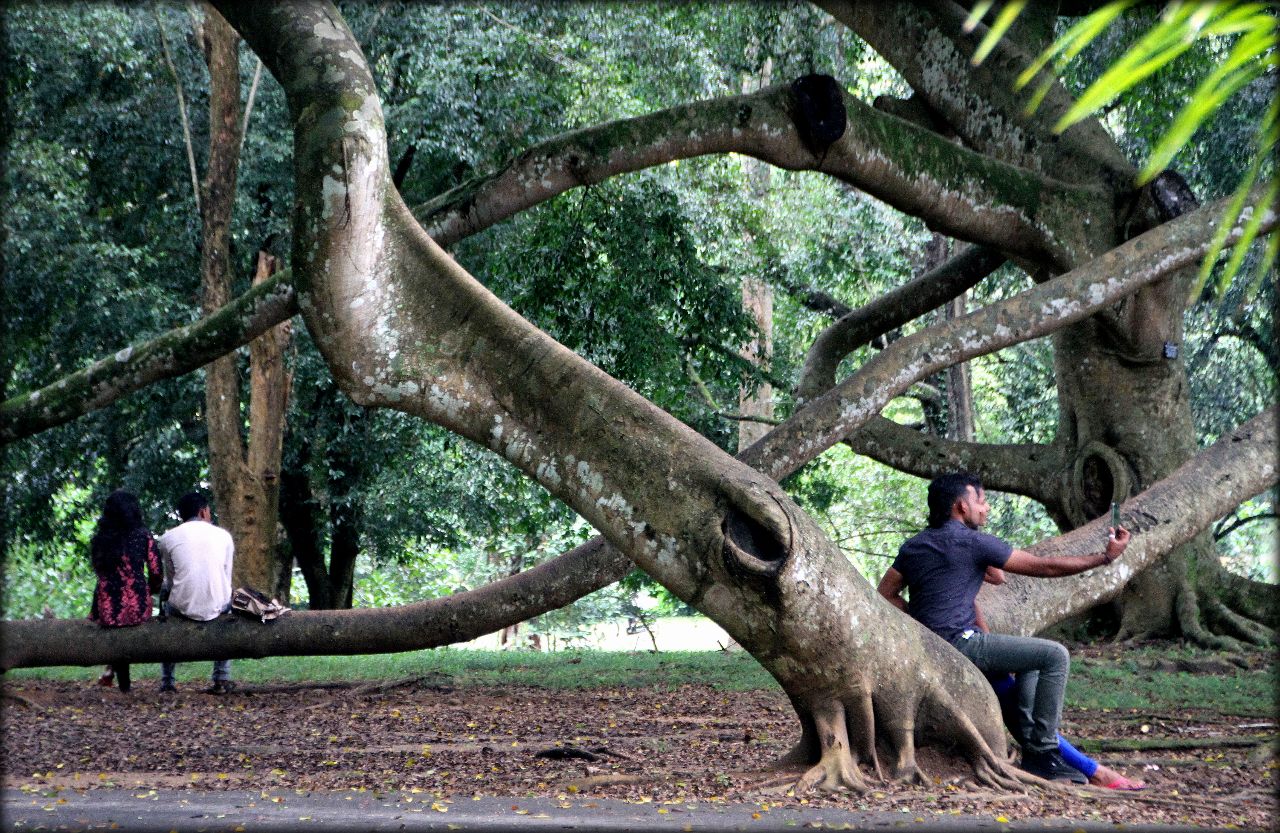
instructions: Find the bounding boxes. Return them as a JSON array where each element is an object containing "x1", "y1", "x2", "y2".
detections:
[
  {"x1": 1057, "y1": 734, "x2": 1098, "y2": 778},
  {"x1": 892, "y1": 520, "x2": 1012, "y2": 641}
]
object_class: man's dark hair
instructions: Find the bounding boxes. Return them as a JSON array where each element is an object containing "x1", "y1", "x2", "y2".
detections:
[
  {"x1": 176, "y1": 491, "x2": 209, "y2": 522},
  {"x1": 927, "y1": 473, "x2": 982, "y2": 528}
]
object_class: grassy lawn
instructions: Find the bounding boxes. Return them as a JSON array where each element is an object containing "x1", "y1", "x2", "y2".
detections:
[
  {"x1": 1067, "y1": 649, "x2": 1274, "y2": 717},
  {"x1": 3, "y1": 648, "x2": 779, "y2": 691},
  {"x1": 6, "y1": 645, "x2": 1272, "y2": 715}
]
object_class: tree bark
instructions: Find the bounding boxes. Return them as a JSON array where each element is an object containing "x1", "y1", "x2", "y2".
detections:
[
  {"x1": 205, "y1": 1, "x2": 1034, "y2": 787},
  {"x1": 0, "y1": 273, "x2": 296, "y2": 444},
  {"x1": 244, "y1": 251, "x2": 294, "y2": 599},
  {"x1": 196, "y1": 6, "x2": 294, "y2": 600},
  {"x1": 737, "y1": 59, "x2": 776, "y2": 452}
]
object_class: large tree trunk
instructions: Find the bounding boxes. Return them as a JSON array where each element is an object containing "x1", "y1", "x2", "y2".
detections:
[
  {"x1": 202, "y1": 1, "x2": 1036, "y2": 789},
  {"x1": 824, "y1": 0, "x2": 1264, "y2": 645}
]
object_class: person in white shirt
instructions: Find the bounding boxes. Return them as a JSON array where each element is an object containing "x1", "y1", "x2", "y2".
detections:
[{"x1": 156, "y1": 492, "x2": 236, "y2": 694}]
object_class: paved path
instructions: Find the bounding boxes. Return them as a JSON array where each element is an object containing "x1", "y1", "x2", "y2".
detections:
[{"x1": 3, "y1": 787, "x2": 1207, "y2": 832}]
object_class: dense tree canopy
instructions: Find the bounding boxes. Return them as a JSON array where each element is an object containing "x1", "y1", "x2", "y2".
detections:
[{"x1": 2, "y1": 0, "x2": 1275, "y2": 790}]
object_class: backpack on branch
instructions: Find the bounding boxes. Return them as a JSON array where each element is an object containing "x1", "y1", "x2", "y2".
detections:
[{"x1": 230, "y1": 587, "x2": 291, "y2": 623}]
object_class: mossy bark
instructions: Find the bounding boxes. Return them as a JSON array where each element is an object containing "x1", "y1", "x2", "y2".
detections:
[{"x1": 830, "y1": 0, "x2": 1272, "y2": 645}]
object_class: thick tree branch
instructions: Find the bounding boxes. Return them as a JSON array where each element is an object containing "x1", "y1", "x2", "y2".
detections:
[
  {"x1": 0, "y1": 273, "x2": 297, "y2": 444},
  {"x1": 844, "y1": 417, "x2": 1065, "y2": 506},
  {"x1": 414, "y1": 82, "x2": 1106, "y2": 268},
  {"x1": 818, "y1": 0, "x2": 1133, "y2": 187},
  {"x1": 796, "y1": 245, "x2": 1005, "y2": 401},
  {"x1": 978, "y1": 406, "x2": 1279, "y2": 635},
  {"x1": 0, "y1": 534, "x2": 630, "y2": 670},
  {"x1": 738, "y1": 185, "x2": 1277, "y2": 483}
]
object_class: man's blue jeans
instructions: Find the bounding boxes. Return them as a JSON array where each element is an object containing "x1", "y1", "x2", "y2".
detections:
[
  {"x1": 161, "y1": 658, "x2": 231, "y2": 686},
  {"x1": 160, "y1": 606, "x2": 232, "y2": 686},
  {"x1": 951, "y1": 631, "x2": 1070, "y2": 754}
]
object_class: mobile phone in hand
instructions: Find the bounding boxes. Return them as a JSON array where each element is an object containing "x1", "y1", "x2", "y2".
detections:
[{"x1": 1110, "y1": 501, "x2": 1121, "y2": 530}]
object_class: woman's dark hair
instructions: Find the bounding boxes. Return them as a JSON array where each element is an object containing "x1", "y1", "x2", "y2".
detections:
[
  {"x1": 90, "y1": 489, "x2": 145, "y2": 572},
  {"x1": 926, "y1": 473, "x2": 982, "y2": 528}
]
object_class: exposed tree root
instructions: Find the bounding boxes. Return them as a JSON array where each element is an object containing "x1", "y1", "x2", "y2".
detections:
[
  {"x1": 793, "y1": 701, "x2": 867, "y2": 792},
  {"x1": 970, "y1": 755, "x2": 1027, "y2": 790},
  {"x1": 796, "y1": 739, "x2": 867, "y2": 793},
  {"x1": 1204, "y1": 599, "x2": 1273, "y2": 646},
  {"x1": 1214, "y1": 569, "x2": 1279, "y2": 630}
]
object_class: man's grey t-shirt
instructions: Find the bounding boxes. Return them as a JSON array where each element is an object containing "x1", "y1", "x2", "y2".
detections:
[{"x1": 891, "y1": 519, "x2": 1012, "y2": 642}]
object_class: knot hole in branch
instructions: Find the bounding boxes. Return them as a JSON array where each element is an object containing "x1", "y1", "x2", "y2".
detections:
[
  {"x1": 720, "y1": 482, "x2": 794, "y2": 597},
  {"x1": 789, "y1": 74, "x2": 846, "y2": 159}
]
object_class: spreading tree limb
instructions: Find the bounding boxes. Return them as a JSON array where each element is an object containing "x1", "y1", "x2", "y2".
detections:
[
  {"x1": 980, "y1": 406, "x2": 1279, "y2": 635},
  {"x1": 414, "y1": 81, "x2": 1106, "y2": 268},
  {"x1": 795, "y1": 245, "x2": 1005, "y2": 402},
  {"x1": 739, "y1": 184, "x2": 1276, "y2": 482},
  {"x1": 0, "y1": 272, "x2": 297, "y2": 444},
  {"x1": 844, "y1": 417, "x2": 1066, "y2": 508}
]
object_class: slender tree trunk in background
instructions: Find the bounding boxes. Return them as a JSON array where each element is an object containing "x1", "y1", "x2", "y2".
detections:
[
  {"x1": 197, "y1": 5, "x2": 294, "y2": 601},
  {"x1": 279, "y1": 398, "x2": 362, "y2": 610},
  {"x1": 945, "y1": 292, "x2": 974, "y2": 443},
  {"x1": 198, "y1": 3, "x2": 249, "y2": 562},
  {"x1": 738, "y1": 57, "x2": 774, "y2": 452},
  {"x1": 279, "y1": 463, "x2": 333, "y2": 610},
  {"x1": 246, "y1": 251, "x2": 294, "y2": 600}
]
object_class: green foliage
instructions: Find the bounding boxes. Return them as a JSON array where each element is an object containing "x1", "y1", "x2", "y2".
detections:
[
  {"x1": 785, "y1": 447, "x2": 925, "y2": 584},
  {"x1": 969, "y1": 0, "x2": 1278, "y2": 302},
  {"x1": 1, "y1": 482, "x2": 99, "y2": 621}
]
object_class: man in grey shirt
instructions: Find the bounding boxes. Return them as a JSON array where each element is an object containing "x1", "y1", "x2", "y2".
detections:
[
  {"x1": 156, "y1": 492, "x2": 236, "y2": 694},
  {"x1": 878, "y1": 473, "x2": 1130, "y2": 783}
]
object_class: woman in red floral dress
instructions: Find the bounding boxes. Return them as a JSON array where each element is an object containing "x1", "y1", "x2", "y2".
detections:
[{"x1": 88, "y1": 490, "x2": 162, "y2": 693}]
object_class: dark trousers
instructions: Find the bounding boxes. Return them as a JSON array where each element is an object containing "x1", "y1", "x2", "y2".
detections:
[
  {"x1": 952, "y1": 631, "x2": 1070, "y2": 754},
  {"x1": 110, "y1": 663, "x2": 131, "y2": 692}
]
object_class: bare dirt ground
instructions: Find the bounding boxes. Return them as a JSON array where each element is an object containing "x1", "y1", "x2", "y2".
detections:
[{"x1": 3, "y1": 651, "x2": 1275, "y2": 831}]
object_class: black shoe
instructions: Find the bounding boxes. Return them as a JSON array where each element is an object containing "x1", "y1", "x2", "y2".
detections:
[
  {"x1": 1020, "y1": 748, "x2": 1087, "y2": 784},
  {"x1": 159, "y1": 682, "x2": 177, "y2": 694},
  {"x1": 206, "y1": 681, "x2": 235, "y2": 695}
]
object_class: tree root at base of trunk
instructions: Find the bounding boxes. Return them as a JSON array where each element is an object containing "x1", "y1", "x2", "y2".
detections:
[
  {"x1": 794, "y1": 702, "x2": 868, "y2": 793},
  {"x1": 796, "y1": 739, "x2": 867, "y2": 793}
]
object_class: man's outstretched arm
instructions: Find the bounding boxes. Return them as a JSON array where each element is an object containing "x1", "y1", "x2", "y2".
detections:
[{"x1": 1002, "y1": 527, "x2": 1131, "y2": 578}]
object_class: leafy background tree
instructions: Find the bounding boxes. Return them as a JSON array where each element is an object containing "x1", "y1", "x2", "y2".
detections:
[{"x1": 3, "y1": 1, "x2": 1273, "y2": 636}]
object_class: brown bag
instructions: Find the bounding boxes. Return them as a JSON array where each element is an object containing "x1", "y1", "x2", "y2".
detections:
[{"x1": 231, "y1": 586, "x2": 290, "y2": 623}]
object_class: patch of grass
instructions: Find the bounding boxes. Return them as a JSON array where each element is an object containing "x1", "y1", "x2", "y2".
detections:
[
  {"x1": 1067, "y1": 655, "x2": 1275, "y2": 717},
  {"x1": 4, "y1": 649, "x2": 780, "y2": 691}
]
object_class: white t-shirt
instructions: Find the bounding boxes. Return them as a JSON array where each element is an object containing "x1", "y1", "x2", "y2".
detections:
[{"x1": 157, "y1": 520, "x2": 235, "y2": 621}]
